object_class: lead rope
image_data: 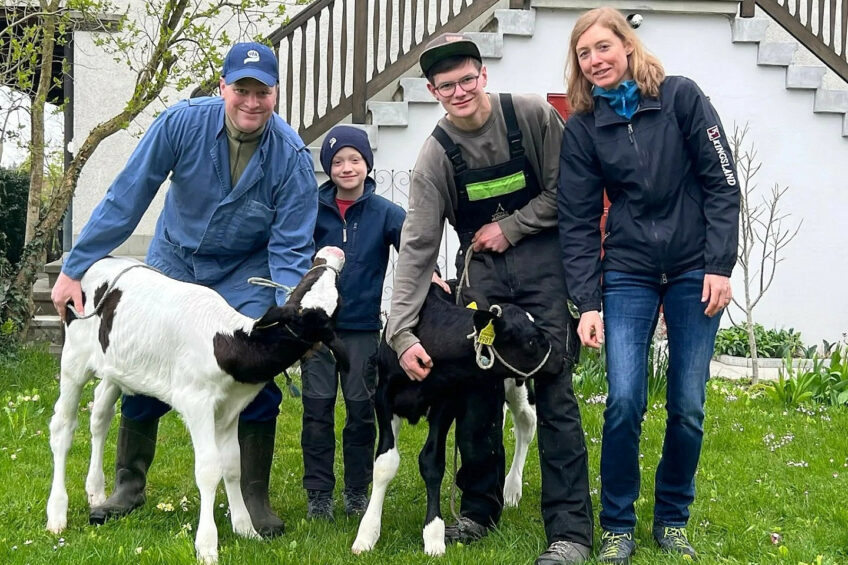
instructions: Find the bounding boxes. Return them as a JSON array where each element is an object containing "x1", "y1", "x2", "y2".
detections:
[
  {"x1": 455, "y1": 244, "x2": 475, "y2": 307},
  {"x1": 66, "y1": 263, "x2": 162, "y2": 320},
  {"x1": 449, "y1": 440, "x2": 462, "y2": 525}
]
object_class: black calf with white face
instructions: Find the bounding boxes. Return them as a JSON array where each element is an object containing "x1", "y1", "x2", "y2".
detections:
[{"x1": 352, "y1": 283, "x2": 559, "y2": 556}]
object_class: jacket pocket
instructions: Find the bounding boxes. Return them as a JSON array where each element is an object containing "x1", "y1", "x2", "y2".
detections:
[{"x1": 224, "y1": 199, "x2": 276, "y2": 252}]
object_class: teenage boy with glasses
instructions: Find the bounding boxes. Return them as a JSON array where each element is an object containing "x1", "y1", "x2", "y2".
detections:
[{"x1": 384, "y1": 32, "x2": 594, "y2": 565}]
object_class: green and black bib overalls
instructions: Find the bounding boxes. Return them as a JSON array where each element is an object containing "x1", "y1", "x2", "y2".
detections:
[
  {"x1": 432, "y1": 93, "x2": 542, "y2": 249},
  {"x1": 427, "y1": 93, "x2": 594, "y2": 543}
]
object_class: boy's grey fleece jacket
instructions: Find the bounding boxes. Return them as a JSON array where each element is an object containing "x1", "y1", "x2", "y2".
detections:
[
  {"x1": 314, "y1": 177, "x2": 405, "y2": 330},
  {"x1": 558, "y1": 75, "x2": 740, "y2": 314}
]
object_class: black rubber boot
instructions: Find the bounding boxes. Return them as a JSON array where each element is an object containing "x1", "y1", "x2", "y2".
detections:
[
  {"x1": 239, "y1": 420, "x2": 285, "y2": 538},
  {"x1": 89, "y1": 416, "x2": 158, "y2": 524}
]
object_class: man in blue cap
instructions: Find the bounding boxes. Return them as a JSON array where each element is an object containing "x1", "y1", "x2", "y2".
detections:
[{"x1": 51, "y1": 41, "x2": 317, "y2": 537}]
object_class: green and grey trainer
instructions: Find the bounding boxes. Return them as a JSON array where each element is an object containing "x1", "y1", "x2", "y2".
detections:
[
  {"x1": 598, "y1": 531, "x2": 636, "y2": 564},
  {"x1": 653, "y1": 525, "x2": 696, "y2": 558}
]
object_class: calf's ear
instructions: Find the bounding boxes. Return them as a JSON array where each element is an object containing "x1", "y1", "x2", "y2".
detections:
[
  {"x1": 325, "y1": 334, "x2": 350, "y2": 373},
  {"x1": 472, "y1": 310, "x2": 496, "y2": 332},
  {"x1": 254, "y1": 304, "x2": 296, "y2": 330}
]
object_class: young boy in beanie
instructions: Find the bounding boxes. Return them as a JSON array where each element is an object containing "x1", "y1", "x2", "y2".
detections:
[{"x1": 302, "y1": 125, "x2": 444, "y2": 520}]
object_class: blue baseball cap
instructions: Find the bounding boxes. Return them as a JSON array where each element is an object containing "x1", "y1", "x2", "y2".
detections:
[{"x1": 222, "y1": 42, "x2": 279, "y2": 86}]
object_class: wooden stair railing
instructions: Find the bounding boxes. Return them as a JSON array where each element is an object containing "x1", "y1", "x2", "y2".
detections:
[
  {"x1": 740, "y1": 0, "x2": 848, "y2": 83},
  {"x1": 265, "y1": 0, "x2": 502, "y2": 145}
]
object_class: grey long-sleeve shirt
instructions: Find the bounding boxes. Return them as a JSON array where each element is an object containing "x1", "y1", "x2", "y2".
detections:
[{"x1": 386, "y1": 92, "x2": 565, "y2": 356}]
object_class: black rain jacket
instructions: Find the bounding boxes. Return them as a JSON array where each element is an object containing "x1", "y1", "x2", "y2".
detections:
[{"x1": 558, "y1": 76, "x2": 740, "y2": 313}]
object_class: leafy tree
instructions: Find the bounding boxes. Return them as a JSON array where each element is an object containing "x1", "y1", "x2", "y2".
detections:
[{"x1": 0, "y1": 0, "x2": 286, "y2": 335}]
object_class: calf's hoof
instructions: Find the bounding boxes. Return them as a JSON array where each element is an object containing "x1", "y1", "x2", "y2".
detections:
[
  {"x1": 503, "y1": 477, "x2": 523, "y2": 507},
  {"x1": 46, "y1": 517, "x2": 67, "y2": 534},
  {"x1": 423, "y1": 517, "x2": 446, "y2": 556}
]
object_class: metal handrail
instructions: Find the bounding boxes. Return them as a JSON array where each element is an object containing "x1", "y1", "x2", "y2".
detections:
[{"x1": 740, "y1": 0, "x2": 848, "y2": 83}]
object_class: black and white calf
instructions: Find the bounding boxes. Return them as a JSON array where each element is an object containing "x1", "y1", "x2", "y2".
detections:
[
  {"x1": 46, "y1": 247, "x2": 345, "y2": 565},
  {"x1": 351, "y1": 283, "x2": 559, "y2": 556}
]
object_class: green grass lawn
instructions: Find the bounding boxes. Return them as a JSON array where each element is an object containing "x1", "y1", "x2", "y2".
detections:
[{"x1": 1, "y1": 345, "x2": 847, "y2": 564}]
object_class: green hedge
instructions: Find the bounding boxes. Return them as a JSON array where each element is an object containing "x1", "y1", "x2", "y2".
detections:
[{"x1": 0, "y1": 167, "x2": 29, "y2": 266}]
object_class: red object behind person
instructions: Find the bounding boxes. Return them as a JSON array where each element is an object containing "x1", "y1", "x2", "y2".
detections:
[{"x1": 548, "y1": 93, "x2": 611, "y2": 246}]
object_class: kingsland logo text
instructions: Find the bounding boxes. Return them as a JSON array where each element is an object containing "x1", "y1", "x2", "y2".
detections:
[{"x1": 706, "y1": 125, "x2": 737, "y2": 186}]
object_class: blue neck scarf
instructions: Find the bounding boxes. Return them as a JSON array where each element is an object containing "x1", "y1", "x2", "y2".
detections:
[{"x1": 593, "y1": 80, "x2": 640, "y2": 119}]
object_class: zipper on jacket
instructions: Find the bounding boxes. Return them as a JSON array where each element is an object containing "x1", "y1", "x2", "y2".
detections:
[
  {"x1": 660, "y1": 273, "x2": 668, "y2": 285},
  {"x1": 627, "y1": 123, "x2": 635, "y2": 144},
  {"x1": 343, "y1": 219, "x2": 347, "y2": 243}
]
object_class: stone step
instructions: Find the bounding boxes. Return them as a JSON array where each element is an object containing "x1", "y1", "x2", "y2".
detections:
[
  {"x1": 45, "y1": 257, "x2": 63, "y2": 287},
  {"x1": 29, "y1": 315, "x2": 63, "y2": 346},
  {"x1": 785, "y1": 65, "x2": 827, "y2": 89},
  {"x1": 757, "y1": 42, "x2": 797, "y2": 66},
  {"x1": 466, "y1": 31, "x2": 503, "y2": 60},
  {"x1": 367, "y1": 101, "x2": 409, "y2": 126},
  {"x1": 399, "y1": 77, "x2": 437, "y2": 103},
  {"x1": 32, "y1": 277, "x2": 55, "y2": 316},
  {"x1": 732, "y1": 17, "x2": 769, "y2": 43},
  {"x1": 494, "y1": 8, "x2": 535, "y2": 37},
  {"x1": 814, "y1": 89, "x2": 848, "y2": 113}
]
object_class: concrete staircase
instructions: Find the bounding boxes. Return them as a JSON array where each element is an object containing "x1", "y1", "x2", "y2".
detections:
[
  {"x1": 30, "y1": 259, "x2": 64, "y2": 356},
  {"x1": 306, "y1": 8, "x2": 537, "y2": 167},
  {"x1": 303, "y1": 5, "x2": 848, "y2": 170},
  {"x1": 732, "y1": 15, "x2": 848, "y2": 137}
]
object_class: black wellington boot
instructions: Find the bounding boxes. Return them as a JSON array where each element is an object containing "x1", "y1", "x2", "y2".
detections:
[
  {"x1": 239, "y1": 420, "x2": 286, "y2": 538},
  {"x1": 89, "y1": 416, "x2": 158, "y2": 524}
]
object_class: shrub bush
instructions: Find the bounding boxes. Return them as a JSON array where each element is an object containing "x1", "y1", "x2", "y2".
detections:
[
  {"x1": 0, "y1": 167, "x2": 29, "y2": 267},
  {"x1": 714, "y1": 324, "x2": 806, "y2": 358}
]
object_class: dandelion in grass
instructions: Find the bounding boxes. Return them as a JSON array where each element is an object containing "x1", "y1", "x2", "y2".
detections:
[
  {"x1": 157, "y1": 502, "x2": 175, "y2": 512},
  {"x1": 24, "y1": 540, "x2": 32, "y2": 545},
  {"x1": 135, "y1": 547, "x2": 143, "y2": 555},
  {"x1": 180, "y1": 496, "x2": 189, "y2": 511},
  {"x1": 10, "y1": 453, "x2": 16, "y2": 460}
]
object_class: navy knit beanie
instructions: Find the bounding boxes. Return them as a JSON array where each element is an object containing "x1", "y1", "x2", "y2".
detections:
[{"x1": 320, "y1": 126, "x2": 374, "y2": 176}]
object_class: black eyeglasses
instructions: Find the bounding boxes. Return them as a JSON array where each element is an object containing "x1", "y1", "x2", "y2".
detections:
[{"x1": 434, "y1": 74, "x2": 480, "y2": 97}]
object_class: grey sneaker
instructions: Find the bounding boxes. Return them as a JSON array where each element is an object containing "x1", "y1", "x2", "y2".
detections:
[
  {"x1": 343, "y1": 488, "x2": 369, "y2": 516},
  {"x1": 306, "y1": 489, "x2": 334, "y2": 521},
  {"x1": 653, "y1": 525, "x2": 696, "y2": 558},
  {"x1": 444, "y1": 516, "x2": 491, "y2": 544},
  {"x1": 535, "y1": 540, "x2": 591, "y2": 564},
  {"x1": 598, "y1": 531, "x2": 636, "y2": 564}
]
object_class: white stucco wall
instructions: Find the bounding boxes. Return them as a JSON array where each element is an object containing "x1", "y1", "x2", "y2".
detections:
[
  {"x1": 71, "y1": 5, "x2": 847, "y2": 344},
  {"x1": 375, "y1": 9, "x2": 848, "y2": 344}
]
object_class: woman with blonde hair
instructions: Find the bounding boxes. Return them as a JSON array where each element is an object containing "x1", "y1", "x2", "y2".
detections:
[{"x1": 557, "y1": 7, "x2": 740, "y2": 563}]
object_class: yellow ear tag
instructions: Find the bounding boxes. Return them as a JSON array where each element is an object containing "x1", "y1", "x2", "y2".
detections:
[
  {"x1": 477, "y1": 320, "x2": 496, "y2": 345},
  {"x1": 466, "y1": 301, "x2": 478, "y2": 310}
]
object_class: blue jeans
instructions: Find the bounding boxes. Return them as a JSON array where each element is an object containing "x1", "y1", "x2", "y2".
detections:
[{"x1": 599, "y1": 269, "x2": 721, "y2": 533}]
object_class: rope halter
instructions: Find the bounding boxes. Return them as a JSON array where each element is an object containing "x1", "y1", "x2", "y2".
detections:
[{"x1": 466, "y1": 304, "x2": 553, "y2": 379}]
